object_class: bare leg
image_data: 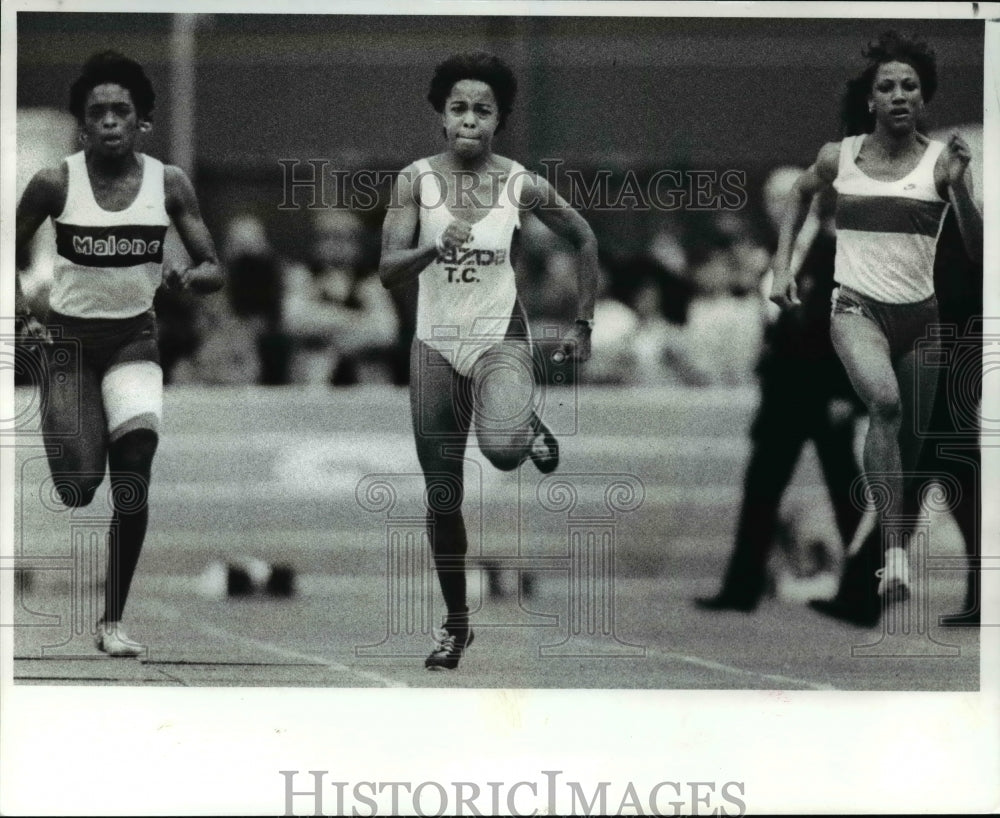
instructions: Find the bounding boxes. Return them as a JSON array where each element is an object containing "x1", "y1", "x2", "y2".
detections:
[
  {"x1": 469, "y1": 336, "x2": 539, "y2": 472},
  {"x1": 105, "y1": 428, "x2": 158, "y2": 623},
  {"x1": 41, "y1": 339, "x2": 108, "y2": 507},
  {"x1": 895, "y1": 345, "x2": 939, "y2": 517},
  {"x1": 410, "y1": 340, "x2": 472, "y2": 623},
  {"x1": 830, "y1": 315, "x2": 904, "y2": 524}
]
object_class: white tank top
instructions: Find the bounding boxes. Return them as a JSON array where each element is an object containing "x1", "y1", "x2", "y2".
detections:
[
  {"x1": 413, "y1": 157, "x2": 525, "y2": 376},
  {"x1": 51, "y1": 151, "x2": 170, "y2": 319},
  {"x1": 832, "y1": 134, "x2": 948, "y2": 303}
]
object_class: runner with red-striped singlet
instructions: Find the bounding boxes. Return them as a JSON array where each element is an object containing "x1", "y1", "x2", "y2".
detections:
[{"x1": 769, "y1": 31, "x2": 982, "y2": 619}]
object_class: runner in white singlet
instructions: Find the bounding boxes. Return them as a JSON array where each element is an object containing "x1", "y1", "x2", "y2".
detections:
[
  {"x1": 15, "y1": 51, "x2": 222, "y2": 656},
  {"x1": 769, "y1": 32, "x2": 982, "y2": 621},
  {"x1": 379, "y1": 52, "x2": 599, "y2": 670}
]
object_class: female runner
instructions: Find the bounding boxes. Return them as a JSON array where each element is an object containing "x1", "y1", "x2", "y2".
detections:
[
  {"x1": 379, "y1": 52, "x2": 598, "y2": 669},
  {"x1": 15, "y1": 51, "x2": 222, "y2": 655},
  {"x1": 770, "y1": 31, "x2": 982, "y2": 606}
]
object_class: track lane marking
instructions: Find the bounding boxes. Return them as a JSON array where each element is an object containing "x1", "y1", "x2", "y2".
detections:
[{"x1": 144, "y1": 599, "x2": 410, "y2": 689}]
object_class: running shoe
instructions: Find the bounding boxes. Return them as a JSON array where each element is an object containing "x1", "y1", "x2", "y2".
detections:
[
  {"x1": 875, "y1": 547, "x2": 910, "y2": 602},
  {"x1": 425, "y1": 624, "x2": 475, "y2": 670},
  {"x1": 808, "y1": 597, "x2": 880, "y2": 628},
  {"x1": 694, "y1": 592, "x2": 758, "y2": 613},
  {"x1": 95, "y1": 618, "x2": 144, "y2": 657}
]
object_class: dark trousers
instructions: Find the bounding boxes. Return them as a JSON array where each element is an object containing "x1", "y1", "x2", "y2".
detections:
[{"x1": 719, "y1": 363, "x2": 864, "y2": 602}]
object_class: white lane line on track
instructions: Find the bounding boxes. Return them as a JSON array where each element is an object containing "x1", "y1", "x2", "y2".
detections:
[
  {"x1": 536, "y1": 632, "x2": 838, "y2": 691},
  {"x1": 646, "y1": 647, "x2": 838, "y2": 691},
  {"x1": 145, "y1": 599, "x2": 409, "y2": 689},
  {"x1": 144, "y1": 593, "x2": 834, "y2": 690}
]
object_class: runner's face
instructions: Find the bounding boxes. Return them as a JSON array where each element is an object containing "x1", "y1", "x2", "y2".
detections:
[
  {"x1": 869, "y1": 61, "x2": 923, "y2": 136},
  {"x1": 441, "y1": 79, "x2": 499, "y2": 159},
  {"x1": 82, "y1": 83, "x2": 145, "y2": 159}
]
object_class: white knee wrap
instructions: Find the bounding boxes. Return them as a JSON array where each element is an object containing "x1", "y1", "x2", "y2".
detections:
[{"x1": 102, "y1": 361, "x2": 163, "y2": 441}]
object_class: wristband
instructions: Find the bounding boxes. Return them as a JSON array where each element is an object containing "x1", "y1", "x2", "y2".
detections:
[{"x1": 435, "y1": 232, "x2": 448, "y2": 257}]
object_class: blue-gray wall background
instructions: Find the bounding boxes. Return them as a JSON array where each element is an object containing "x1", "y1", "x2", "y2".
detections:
[{"x1": 16, "y1": 13, "x2": 985, "y2": 258}]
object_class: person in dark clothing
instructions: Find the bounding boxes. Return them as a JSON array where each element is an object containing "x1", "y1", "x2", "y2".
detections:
[
  {"x1": 696, "y1": 183, "x2": 865, "y2": 612},
  {"x1": 224, "y1": 220, "x2": 289, "y2": 385}
]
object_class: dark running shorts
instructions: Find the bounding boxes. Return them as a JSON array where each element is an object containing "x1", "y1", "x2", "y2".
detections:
[
  {"x1": 831, "y1": 286, "x2": 939, "y2": 362},
  {"x1": 46, "y1": 309, "x2": 160, "y2": 375}
]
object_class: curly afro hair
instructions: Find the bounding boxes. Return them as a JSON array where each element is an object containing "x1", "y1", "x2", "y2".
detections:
[
  {"x1": 427, "y1": 51, "x2": 517, "y2": 130},
  {"x1": 69, "y1": 50, "x2": 156, "y2": 123},
  {"x1": 840, "y1": 31, "x2": 938, "y2": 136}
]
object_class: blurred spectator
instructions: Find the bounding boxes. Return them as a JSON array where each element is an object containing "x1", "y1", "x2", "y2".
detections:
[
  {"x1": 170, "y1": 289, "x2": 261, "y2": 385},
  {"x1": 171, "y1": 214, "x2": 277, "y2": 385},
  {"x1": 224, "y1": 214, "x2": 288, "y2": 384},
  {"x1": 531, "y1": 220, "x2": 739, "y2": 388},
  {"x1": 613, "y1": 223, "x2": 715, "y2": 387},
  {"x1": 646, "y1": 221, "x2": 694, "y2": 326},
  {"x1": 155, "y1": 227, "x2": 205, "y2": 383},
  {"x1": 621, "y1": 260, "x2": 697, "y2": 387},
  {"x1": 530, "y1": 249, "x2": 634, "y2": 386},
  {"x1": 14, "y1": 109, "x2": 76, "y2": 387},
  {"x1": 282, "y1": 209, "x2": 398, "y2": 385},
  {"x1": 682, "y1": 211, "x2": 770, "y2": 385},
  {"x1": 174, "y1": 209, "x2": 402, "y2": 387},
  {"x1": 586, "y1": 275, "x2": 639, "y2": 386}
]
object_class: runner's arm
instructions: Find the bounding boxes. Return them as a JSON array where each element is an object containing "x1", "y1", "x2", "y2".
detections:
[{"x1": 165, "y1": 165, "x2": 223, "y2": 294}]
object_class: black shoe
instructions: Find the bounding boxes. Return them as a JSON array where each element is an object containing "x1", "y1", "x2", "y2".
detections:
[
  {"x1": 528, "y1": 413, "x2": 559, "y2": 474},
  {"x1": 808, "y1": 597, "x2": 879, "y2": 628},
  {"x1": 694, "y1": 592, "x2": 758, "y2": 613},
  {"x1": 939, "y1": 610, "x2": 980, "y2": 627},
  {"x1": 425, "y1": 625, "x2": 475, "y2": 670}
]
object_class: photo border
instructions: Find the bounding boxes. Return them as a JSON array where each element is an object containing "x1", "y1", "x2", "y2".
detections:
[{"x1": 2, "y1": 1, "x2": 997, "y2": 814}]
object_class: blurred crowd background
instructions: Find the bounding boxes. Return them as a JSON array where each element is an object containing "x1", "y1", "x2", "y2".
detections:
[{"x1": 14, "y1": 14, "x2": 985, "y2": 389}]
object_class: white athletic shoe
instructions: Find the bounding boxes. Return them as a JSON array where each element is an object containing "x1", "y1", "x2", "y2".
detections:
[
  {"x1": 875, "y1": 547, "x2": 910, "y2": 602},
  {"x1": 95, "y1": 619, "x2": 144, "y2": 657}
]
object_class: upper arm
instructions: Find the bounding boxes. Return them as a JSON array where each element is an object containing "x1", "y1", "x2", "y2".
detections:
[
  {"x1": 518, "y1": 172, "x2": 595, "y2": 247},
  {"x1": 16, "y1": 165, "x2": 65, "y2": 257},
  {"x1": 164, "y1": 164, "x2": 218, "y2": 264},
  {"x1": 796, "y1": 142, "x2": 840, "y2": 198},
  {"x1": 380, "y1": 164, "x2": 421, "y2": 254}
]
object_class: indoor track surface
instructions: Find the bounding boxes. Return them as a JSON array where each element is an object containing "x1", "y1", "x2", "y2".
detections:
[{"x1": 8, "y1": 385, "x2": 980, "y2": 689}]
